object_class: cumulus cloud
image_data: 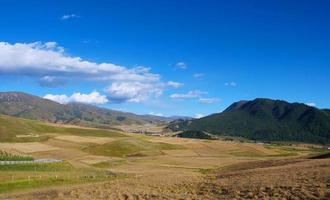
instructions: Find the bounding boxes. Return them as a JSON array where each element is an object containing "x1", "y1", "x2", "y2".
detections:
[
  {"x1": 225, "y1": 82, "x2": 237, "y2": 87},
  {"x1": 199, "y1": 98, "x2": 220, "y2": 104},
  {"x1": 306, "y1": 102, "x2": 316, "y2": 107},
  {"x1": 44, "y1": 91, "x2": 108, "y2": 104},
  {"x1": 167, "y1": 81, "x2": 183, "y2": 88},
  {"x1": 0, "y1": 41, "x2": 167, "y2": 103},
  {"x1": 170, "y1": 90, "x2": 207, "y2": 99},
  {"x1": 0, "y1": 41, "x2": 159, "y2": 82},
  {"x1": 175, "y1": 62, "x2": 187, "y2": 69},
  {"x1": 61, "y1": 14, "x2": 79, "y2": 20},
  {"x1": 106, "y1": 82, "x2": 163, "y2": 103},
  {"x1": 194, "y1": 113, "x2": 204, "y2": 119}
]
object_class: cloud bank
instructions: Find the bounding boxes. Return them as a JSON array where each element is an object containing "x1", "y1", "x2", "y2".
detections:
[
  {"x1": 0, "y1": 41, "x2": 174, "y2": 103},
  {"x1": 44, "y1": 91, "x2": 108, "y2": 104},
  {"x1": 0, "y1": 42, "x2": 159, "y2": 83}
]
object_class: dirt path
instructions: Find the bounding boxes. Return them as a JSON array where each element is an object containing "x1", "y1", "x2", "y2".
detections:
[{"x1": 4, "y1": 158, "x2": 330, "y2": 200}]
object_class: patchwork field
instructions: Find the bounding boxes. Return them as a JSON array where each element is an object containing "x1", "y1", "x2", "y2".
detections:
[{"x1": 0, "y1": 116, "x2": 329, "y2": 199}]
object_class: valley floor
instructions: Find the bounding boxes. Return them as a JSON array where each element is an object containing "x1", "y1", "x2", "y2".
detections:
[
  {"x1": 0, "y1": 120, "x2": 329, "y2": 200},
  {"x1": 3, "y1": 157, "x2": 329, "y2": 200}
]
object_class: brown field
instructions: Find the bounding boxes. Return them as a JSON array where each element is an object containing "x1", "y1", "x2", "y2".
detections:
[
  {"x1": 0, "y1": 142, "x2": 59, "y2": 153},
  {"x1": 0, "y1": 125, "x2": 329, "y2": 200},
  {"x1": 54, "y1": 135, "x2": 115, "y2": 144}
]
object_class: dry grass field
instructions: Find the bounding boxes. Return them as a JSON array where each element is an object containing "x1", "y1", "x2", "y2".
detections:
[
  {"x1": 0, "y1": 142, "x2": 59, "y2": 153},
  {"x1": 0, "y1": 120, "x2": 329, "y2": 199}
]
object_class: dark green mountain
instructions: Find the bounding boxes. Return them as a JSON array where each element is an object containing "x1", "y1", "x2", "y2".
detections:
[
  {"x1": 168, "y1": 98, "x2": 330, "y2": 144},
  {"x1": 323, "y1": 109, "x2": 330, "y2": 116},
  {"x1": 0, "y1": 92, "x2": 171, "y2": 126}
]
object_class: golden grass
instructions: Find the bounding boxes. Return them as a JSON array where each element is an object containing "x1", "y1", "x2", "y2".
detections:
[
  {"x1": 54, "y1": 135, "x2": 115, "y2": 145},
  {"x1": 0, "y1": 142, "x2": 59, "y2": 154}
]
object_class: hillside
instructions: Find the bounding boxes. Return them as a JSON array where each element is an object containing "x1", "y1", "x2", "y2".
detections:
[
  {"x1": 168, "y1": 98, "x2": 330, "y2": 144},
  {"x1": 0, "y1": 114, "x2": 125, "y2": 142},
  {"x1": 0, "y1": 92, "x2": 173, "y2": 126}
]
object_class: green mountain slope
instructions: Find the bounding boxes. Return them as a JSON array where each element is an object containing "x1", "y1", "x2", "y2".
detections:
[
  {"x1": 0, "y1": 114, "x2": 125, "y2": 142},
  {"x1": 168, "y1": 98, "x2": 330, "y2": 144},
  {"x1": 0, "y1": 92, "x2": 169, "y2": 126}
]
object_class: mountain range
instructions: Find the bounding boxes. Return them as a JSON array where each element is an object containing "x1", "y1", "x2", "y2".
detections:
[
  {"x1": 168, "y1": 98, "x2": 330, "y2": 144},
  {"x1": 0, "y1": 92, "x2": 189, "y2": 127},
  {"x1": 1, "y1": 92, "x2": 329, "y2": 144}
]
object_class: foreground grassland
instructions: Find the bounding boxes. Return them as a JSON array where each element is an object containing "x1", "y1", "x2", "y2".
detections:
[
  {"x1": 0, "y1": 162, "x2": 117, "y2": 194},
  {"x1": 0, "y1": 115, "x2": 329, "y2": 199}
]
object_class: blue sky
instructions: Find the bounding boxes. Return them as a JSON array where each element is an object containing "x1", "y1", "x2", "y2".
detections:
[{"x1": 0, "y1": 0, "x2": 329, "y2": 117}]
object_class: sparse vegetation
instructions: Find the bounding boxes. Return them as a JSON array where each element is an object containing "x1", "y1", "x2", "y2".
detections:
[
  {"x1": 0, "y1": 162, "x2": 72, "y2": 171},
  {"x1": 92, "y1": 159, "x2": 126, "y2": 168},
  {"x1": 0, "y1": 151, "x2": 33, "y2": 161},
  {"x1": 84, "y1": 137, "x2": 184, "y2": 157}
]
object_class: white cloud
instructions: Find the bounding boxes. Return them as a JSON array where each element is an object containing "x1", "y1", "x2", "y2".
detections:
[
  {"x1": 199, "y1": 98, "x2": 220, "y2": 104},
  {"x1": 170, "y1": 90, "x2": 207, "y2": 99},
  {"x1": 175, "y1": 62, "x2": 187, "y2": 69},
  {"x1": 0, "y1": 41, "x2": 167, "y2": 103},
  {"x1": 44, "y1": 91, "x2": 108, "y2": 105},
  {"x1": 306, "y1": 102, "x2": 316, "y2": 107},
  {"x1": 149, "y1": 112, "x2": 164, "y2": 117},
  {"x1": 225, "y1": 82, "x2": 237, "y2": 87},
  {"x1": 106, "y1": 82, "x2": 163, "y2": 103},
  {"x1": 61, "y1": 14, "x2": 79, "y2": 20},
  {"x1": 194, "y1": 113, "x2": 204, "y2": 119},
  {"x1": 0, "y1": 41, "x2": 159, "y2": 83},
  {"x1": 193, "y1": 73, "x2": 204, "y2": 78},
  {"x1": 167, "y1": 81, "x2": 183, "y2": 88}
]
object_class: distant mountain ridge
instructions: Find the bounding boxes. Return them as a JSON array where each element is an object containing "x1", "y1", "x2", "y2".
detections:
[
  {"x1": 168, "y1": 98, "x2": 330, "y2": 144},
  {"x1": 0, "y1": 92, "x2": 185, "y2": 126}
]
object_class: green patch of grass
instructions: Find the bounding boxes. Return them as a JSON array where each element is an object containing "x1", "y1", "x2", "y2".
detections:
[
  {"x1": 0, "y1": 162, "x2": 73, "y2": 172},
  {"x1": 0, "y1": 151, "x2": 33, "y2": 161},
  {"x1": 0, "y1": 170, "x2": 117, "y2": 194},
  {"x1": 0, "y1": 177, "x2": 71, "y2": 194},
  {"x1": 197, "y1": 168, "x2": 214, "y2": 175},
  {"x1": 84, "y1": 137, "x2": 185, "y2": 157},
  {"x1": 267, "y1": 152, "x2": 299, "y2": 157}
]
